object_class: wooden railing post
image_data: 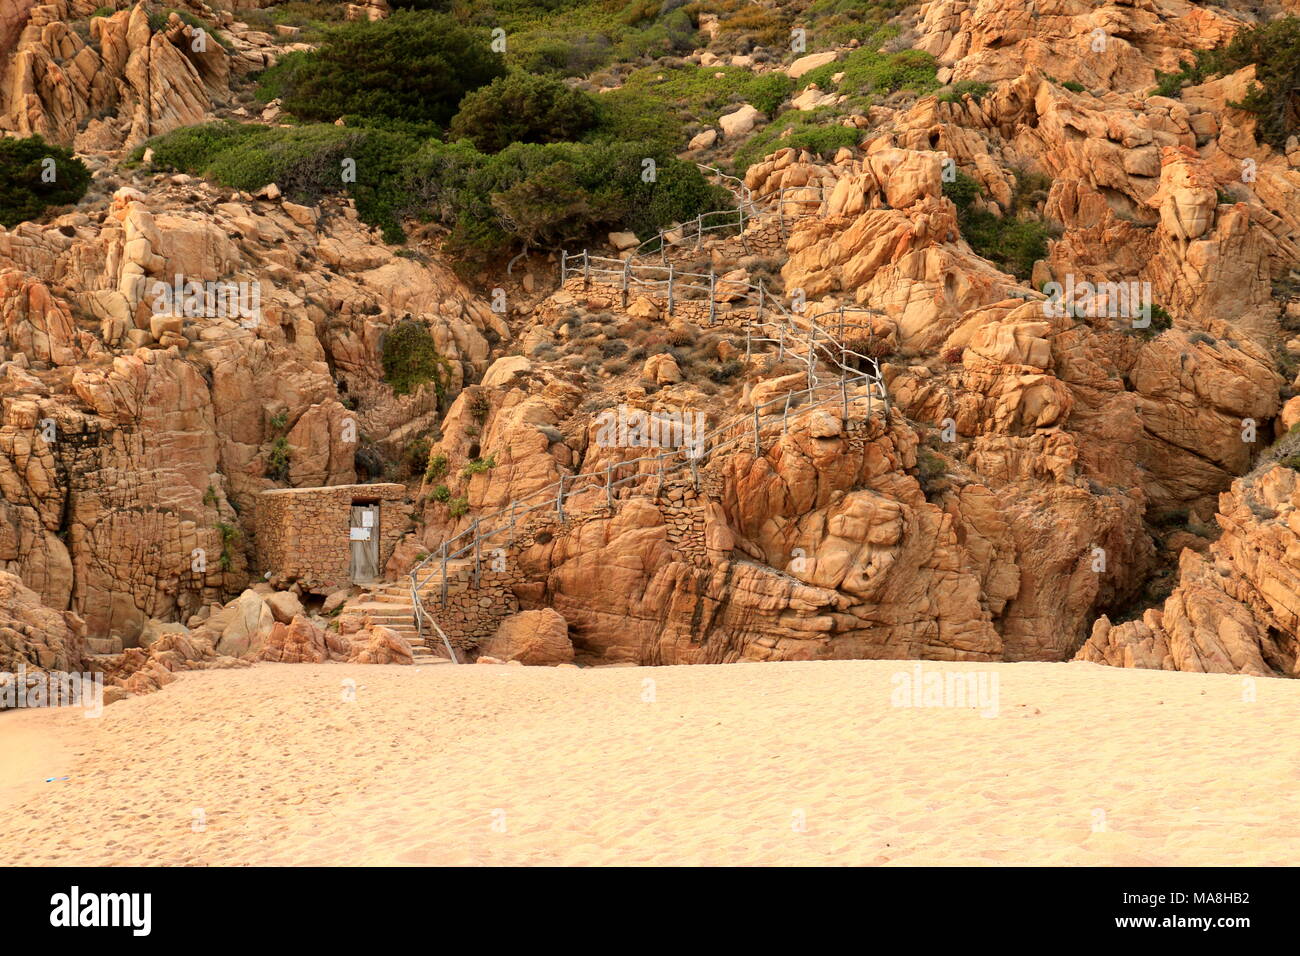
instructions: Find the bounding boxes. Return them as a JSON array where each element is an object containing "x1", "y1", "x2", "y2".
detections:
[
  {"x1": 583, "y1": 249, "x2": 590, "y2": 289},
  {"x1": 840, "y1": 360, "x2": 848, "y2": 422},
  {"x1": 621, "y1": 256, "x2": 631, "y2": 308},
  {"x1": 667, "y1": 262, "x2": 675, "y2": 317},
  {"x1": 806, "y1": 324, "x2": 816, "y2": 388},
  {"x1": 560, "y1": 250, "x2": 567, "y2": 285},
  {"x1": 606, "y1": 462, "x2": 614, "y2": 508},
  {"x1": 752, "y1": 407, "x2": 761, "y2": 456},
  {"x1": 439, "y1": 541, "x2": 448, "y2": 606},
  {"x1": 708, "y1": 268, "x2": 716, "y2": 325},
  {"x1": 556, "y1": 475, "x2": 566, "y2": 521},
  {"x1": 471, "y1": 518, "x2": 481, "y2": 587}
]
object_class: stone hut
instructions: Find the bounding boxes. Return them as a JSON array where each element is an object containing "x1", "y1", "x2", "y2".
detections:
[{"x1": 256, "y1": 483, "x2": 409, "y2": 594}]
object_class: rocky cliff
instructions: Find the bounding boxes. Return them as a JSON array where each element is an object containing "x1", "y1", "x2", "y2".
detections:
[{"x1": 3, "y1": 0, "x2": 1300, "y2": 688}]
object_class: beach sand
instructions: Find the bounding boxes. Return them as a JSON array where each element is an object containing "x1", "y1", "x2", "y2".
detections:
[{"x1": 2, "y1": 658, "x2": 1297, "y2": 866}]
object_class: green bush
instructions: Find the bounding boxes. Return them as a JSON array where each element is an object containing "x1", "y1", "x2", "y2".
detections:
[
  {"x1": 450, "y1": 72, "x2": 599, "y2": 153},
  {"x1": 433, "y1": 139, "x2": 730, "y2": 257},
  {"x1": 448, "y1": 495, "x2": 470, "y2": 518},
  {"x1": 425, "y1": 453, "x2": 449, "y2": 482},
  {"x1": 382, "y1": 321, "x2": 454, "y2": 397},
  {"x1": 943, "y1": 171, "x2": 1051, "y2": 281},
  {"x1": 731, "y1": 110, "x2": 861, "y2": 175},
  {"x1": 215, "y1": 521, "x2": 241, "y2": 571},
  {"x1": 258, "y1": 11, "x2": 505, "y2": 127},
  {"x1": 799, "y1": 47, "x2": 939, "y2": 101},
  {"x1": 1150, "y1": 17, "x2": 1300, "y2": 148},
  {"x1": 587, "y1": 88, "x2": 682, "y2": 151},
  {"x1": 266, "y1": 437, "x2": 292, "y2": 482},
  {"x1": 460, "y1": 454, "x2": 497, "y2": 478},
  {"x1": 431, "y1": 483, "x2": 452, "y2": 502},
  {"x1": 0, "y1": 136, "x2": 91, "y2": 228},
  {"x1": 142, "y1": 116, "x2": 727, "y2": 256},
  {"x1": 499, "y1": 1, "x2": 694, "y2": 77},
  {"x1": 135, "y1": 121, "x2": 423, "y2": 242}
]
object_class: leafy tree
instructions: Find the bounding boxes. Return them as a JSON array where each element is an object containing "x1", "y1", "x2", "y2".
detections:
[
  {"x1": 1152, "y1": 16, "x2": 1300, "y2": 149},
  {"x1": 382, "y1": 321, "x2": 454, "y2": 397},
  {"x1": 260, "y1": 11, "x2": 506, "y2": 127},
  {"x1": 450, "y1": 72, "x2": 599, "y2": 153},
  {"x1": 0, "y1": 136, "x2": 91, "y2": 228}
]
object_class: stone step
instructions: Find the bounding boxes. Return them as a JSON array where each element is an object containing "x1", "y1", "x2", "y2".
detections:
[{"x1": 85, "y1": 636, "x2": 123, "y2": 655}]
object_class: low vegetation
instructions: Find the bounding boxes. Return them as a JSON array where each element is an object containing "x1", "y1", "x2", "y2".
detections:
[
  {"x1": 449, "y1": 72, "x2": 600, "y2": 152},
  {"x1": 1152, "y1": 16, "x2": 1300, "y2": 149},
  {"x1": 943, "y1": 170, "x2": 1053, "y2": 281},
  {"x1": 381, "y1": 321, "x2": 454, "y2": 398},
  {"x1": 0, "y1": 136, "x2": 91, "y2": 228},
  {"x1": 257, "y1": 11, "x2": 506, "y2": 128}
]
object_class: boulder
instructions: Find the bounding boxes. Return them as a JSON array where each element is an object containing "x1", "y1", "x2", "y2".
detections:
[
  {"x1": 480, "y1": 355, "x2": 532, "y2": 389},
  {"x1": 481, "y1": 609, "x2": 574, "y2": 666},
  {"x1": 719, "y1": 104, "x2": 762, "y2": 138},
  {"x1": 688, "y1": 128, "x2": 718, "y2": 151},
  {"x1": 215, "y1": 589, "x2": 276, "y2": 659},
  {"x1": 786, "y1": 51, "x2": 838, "y2": 79},
  {"x1": 265, "y1": 590, "x2": 304, "y2": 624},
  {"x1": 348, "y1": 625, "x2": 414, "y2": 665}
]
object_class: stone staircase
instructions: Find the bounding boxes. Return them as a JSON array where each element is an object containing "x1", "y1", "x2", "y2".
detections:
[{"x1": 337, "y1": 582, "x2": 442, "y2": 661}]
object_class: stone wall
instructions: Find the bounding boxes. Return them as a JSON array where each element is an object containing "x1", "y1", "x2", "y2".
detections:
[
  {"x1": 257, "y1": 483, "x2": 409, "y2": 594},
  {"x1": 417, "y1": 408, "x2": 883, "y2": 652}
]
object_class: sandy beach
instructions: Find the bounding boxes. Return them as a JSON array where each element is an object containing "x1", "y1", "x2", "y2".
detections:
[{"x1": 2, "y1": 658, "x2": 1297, "y2": 866}]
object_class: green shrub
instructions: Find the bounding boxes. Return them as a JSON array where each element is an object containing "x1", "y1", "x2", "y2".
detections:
[
  {"x1": 731, "y1": 110, "x2": 860, "y2": 174},
  {"x1": 799, "y1": 47, "x2": 939, "y2": 100},
  {"x1": 597, "y1": 63, "x2": 793, "y2": 149},
  {"x1": 215, "y1": 521, "x2": 241, "y2": 571},
  {"x1": 425, "y1": 453, "x2": 449, "y2": 482},
  {"x1": 943, "y1": 171, "x2": 1051, "y2": 280},
  {"x1": 431, "y1": 483, "x2": 452, "y2": 502},
  {"x1": 450, "y1": 72, "x2": 599, "y2": 153},
  {"x1": 1149, "y1": 17, "x2": 1300, "y2": 148},
  {"x1": 460, "y1": 454, "x2": 497, "y2": 478},
  {"x1": 448, "y1": 495, "x2": 469, "y2": 518},
  {"x1": 382, "y1": 320, "x2": 454, "y2": 397},
  {"x1": 0, "y1": 136, "x2": 91, "y2": 228},
  {"x1": 266, "y1": 436, "x2": 292, "y2": 482},
  {"x1": 404, "y1": 437, "x2": 432, "y2": 477},
  {"x1": 1061, "y1": 80, "x2": 1085, "y2": 93},
  {"x1": 136, "y1": 121, "x2": 423, "y2": 242},
  {"x1": 258, "y1": 11, "x2": 505, "y2": 127},
  {"x1": 437, "y1": 140, "x2": 729, "y2": 257},
  {"x1": 587, "y1": 88, "x2": 682, "y2": 151}
]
